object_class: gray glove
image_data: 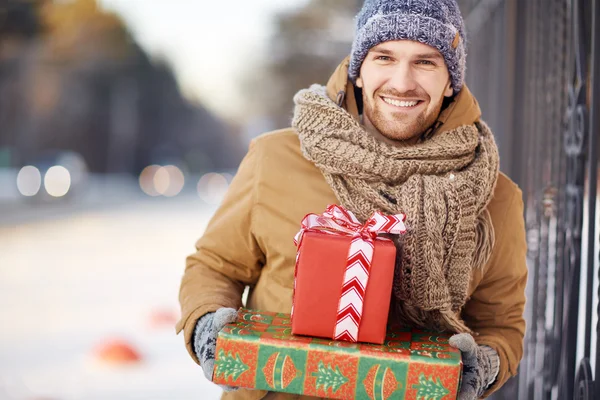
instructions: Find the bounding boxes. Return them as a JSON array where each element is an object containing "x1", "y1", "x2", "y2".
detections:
[
  {"x1": 449, "y1": 333, "x2": 500, "y2": 400},
  {"x1": 193, "y1": 307, "x2": 239, "y2": 390}
]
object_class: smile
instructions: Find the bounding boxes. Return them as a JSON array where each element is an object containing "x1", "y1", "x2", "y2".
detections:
[{"x1": 381, "y1": 97, "x2": 422, "y2": 108}]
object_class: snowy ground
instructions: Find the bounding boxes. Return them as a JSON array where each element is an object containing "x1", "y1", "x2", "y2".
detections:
[{"x1": 0, "y1": 194, "x2": 224, "y2": 400}]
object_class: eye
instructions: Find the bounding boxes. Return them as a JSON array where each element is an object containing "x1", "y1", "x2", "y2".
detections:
[
  {"x1": 374, "y1": 55, "x2": 392, "y2": 62},
  {"x1": 416, "y1": 60, "x2": 436, "y2": 66}
]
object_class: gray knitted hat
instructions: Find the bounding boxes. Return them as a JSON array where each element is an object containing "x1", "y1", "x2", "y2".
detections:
[{"x1": 349, "y1": 0, "x2": 467, "y2": 95}]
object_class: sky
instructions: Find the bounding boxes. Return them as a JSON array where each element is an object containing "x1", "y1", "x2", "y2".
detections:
[{"x1": 98, "y1": 0, "x2": 309, "y2": 121}]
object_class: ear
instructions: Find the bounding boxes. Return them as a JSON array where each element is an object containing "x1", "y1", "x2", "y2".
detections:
[
  {"x1": 356, "y1": 76, "x2": 363, "y2": 88},
  {"x1": 444, "y1": 80, "x2": 453, "y2": 97}
]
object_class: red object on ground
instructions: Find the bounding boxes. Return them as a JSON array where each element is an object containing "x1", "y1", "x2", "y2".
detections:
[
  {"x1": 95, "y1": 339, "x2": 142, "y2": 364},
  {"x1": 148, "y1": 309, "x2": 179, "y2": 328},
  {"x1": 291, "y1": 231, "x2": 396, "y2": 344}
]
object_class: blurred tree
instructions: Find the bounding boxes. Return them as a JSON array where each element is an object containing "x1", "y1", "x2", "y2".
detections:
[
  {"x1": 0, "y1": 0, "x2": 44, "y2": 168},
  {"x1": 0, "y1": 0, "x2": 242, "y2": 175},
  {"x1": 40, "y1": 0, "x2": 130, "y2": 63},
  {"x1": 0, "y1": 0, "x2": 42, "y2": 39},
  {"x1": 243, "y1": 0, "x2": 362, "y2": 129}
]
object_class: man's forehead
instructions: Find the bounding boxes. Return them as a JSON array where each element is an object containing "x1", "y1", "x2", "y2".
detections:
[{"x1": 370, "y1": 41, "x2": 444, "y2": 58}]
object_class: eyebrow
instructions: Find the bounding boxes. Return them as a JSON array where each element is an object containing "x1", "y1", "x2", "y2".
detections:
[
  {"x1": 414, "y1": 52, "x2": 444, "y2": 61},
  {"x1": 369, "y1": 47, "x2": 444, "y2": 61},
  {"x1": 370, "y1": 47, "x2": 394, "y2": 55}
]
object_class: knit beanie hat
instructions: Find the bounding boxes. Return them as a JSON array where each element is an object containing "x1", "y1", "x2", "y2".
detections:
[{"x1": 349, "y1": 0, "x2": 467, "y2": 95}]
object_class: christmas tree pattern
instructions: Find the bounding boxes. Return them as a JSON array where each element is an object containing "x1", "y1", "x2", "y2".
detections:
[
  {"x1": 412, "y1": 373, "x2": 449, "y2": 400},
  {"x1": 312, "y1": 361, "x2": 348, "y2": 393},
  {"x1": 215, "y1": 349, "x2": 249, "y2": 381}
]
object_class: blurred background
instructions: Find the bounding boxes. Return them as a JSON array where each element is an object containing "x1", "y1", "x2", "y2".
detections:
[{"x1": 0, "y1": 0, "x2": 598, "y2": 399}]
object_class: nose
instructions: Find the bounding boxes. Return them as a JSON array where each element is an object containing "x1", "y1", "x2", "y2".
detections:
[{"x1": 388, "y1": 62, "x2": 418, "y2": 94}]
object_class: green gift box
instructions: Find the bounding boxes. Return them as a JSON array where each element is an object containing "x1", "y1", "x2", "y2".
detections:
[{"x1": 213, "y1": 309, "x2": 462, "y2": 399}]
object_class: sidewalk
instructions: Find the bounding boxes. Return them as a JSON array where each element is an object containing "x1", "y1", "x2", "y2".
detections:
[{"x1": 0, "y1": 195, "x2": 222, "y2": 399}]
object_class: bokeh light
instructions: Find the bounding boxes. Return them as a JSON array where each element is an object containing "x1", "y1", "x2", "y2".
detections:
[
  {"x1": 16, "y1": 166, "x2": 42, "y2": 197},
  {"x1": 197, "y1": 173, "x2": 230, "y2": 204},
  {"x1": 139, "y1": 165, "x2": 161, "y2": 196},
  {"x1": 139, "y1": 165, "x2": 185, "y2": 197},
  {"x1": 153, "y1": 167, "x2": 170, "y2": 196},
  {"x1": 44, "y1": 166, "x2": 71, "y2": 197},
  {"x1": 162, "y1": 165, "x2": 185, "y2": 197}
]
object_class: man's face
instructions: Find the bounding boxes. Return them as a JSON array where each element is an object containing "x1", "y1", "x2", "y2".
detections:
[{"x1": 356, "y1": 40, "x2": 454, "y2": 142}]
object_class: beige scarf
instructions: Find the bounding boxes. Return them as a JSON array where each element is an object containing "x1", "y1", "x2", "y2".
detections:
[{"x1": 292, "y1": 85, "x2": 500, "y2": 333}]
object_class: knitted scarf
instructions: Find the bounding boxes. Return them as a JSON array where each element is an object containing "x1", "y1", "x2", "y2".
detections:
[{"x1": 292, "y1": 85, "x2": 500, "y2": 333}]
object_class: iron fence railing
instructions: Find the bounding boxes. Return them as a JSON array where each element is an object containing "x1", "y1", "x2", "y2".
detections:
[{"x1": 459, "y1": 0, "x2": 599, "y2": 399}]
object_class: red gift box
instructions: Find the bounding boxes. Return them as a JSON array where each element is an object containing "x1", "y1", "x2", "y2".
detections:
[{"x1": 291, "y1": 205, "x2": 406, "y2": 345}]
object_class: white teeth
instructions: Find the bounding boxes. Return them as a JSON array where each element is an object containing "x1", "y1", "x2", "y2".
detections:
[{"x1": 383, "y1": 98, "x2": 419, "y2": 107}]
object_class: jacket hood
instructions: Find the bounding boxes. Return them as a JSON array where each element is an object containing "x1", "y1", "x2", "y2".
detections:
[{"x1": 325, "y1": 56, "x2": 482, "y2": 135}]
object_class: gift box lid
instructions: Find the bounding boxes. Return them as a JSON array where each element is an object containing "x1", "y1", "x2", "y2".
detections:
[{"x1": 220, "y1": 309, "x2": 461, "y2": 362}]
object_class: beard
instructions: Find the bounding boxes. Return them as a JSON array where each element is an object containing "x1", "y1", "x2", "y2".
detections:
[{"x1": 362, "y1": 88, "x2": 444, "y2": 142}]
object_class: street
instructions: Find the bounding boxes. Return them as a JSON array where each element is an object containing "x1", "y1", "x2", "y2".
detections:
[{"x1": 0, "y1": 194, "x2": 223, "y2": 400}]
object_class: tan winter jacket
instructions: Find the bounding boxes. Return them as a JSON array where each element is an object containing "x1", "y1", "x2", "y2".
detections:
[{"x1": 177, "y1": 58, "x2": 528, "y2": 399}]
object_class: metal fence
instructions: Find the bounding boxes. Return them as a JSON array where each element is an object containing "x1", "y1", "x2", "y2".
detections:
[{"x1": 459, "y1": 0, "x2": 599, "y2": 399}]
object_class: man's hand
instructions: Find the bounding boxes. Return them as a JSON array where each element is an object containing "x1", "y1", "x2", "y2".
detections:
[
  {"x1": 193, "y1": 307, "x2": 239, "y2": 391},
  {"x1": 449, "y1": 333, "x2": 500, "y2": 400}
]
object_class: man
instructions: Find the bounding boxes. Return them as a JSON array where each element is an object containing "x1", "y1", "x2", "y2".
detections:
[{"x1": 177, "y1": 1, "x2": 528, "y2": 399}]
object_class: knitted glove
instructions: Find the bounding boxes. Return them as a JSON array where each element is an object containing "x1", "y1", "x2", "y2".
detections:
[
  {"x1": 193, "y1": 307, "x2": 239, "y2": 391},
  {"x1": 449, "y1": 333, "x2": 500, "y2": 400}
]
